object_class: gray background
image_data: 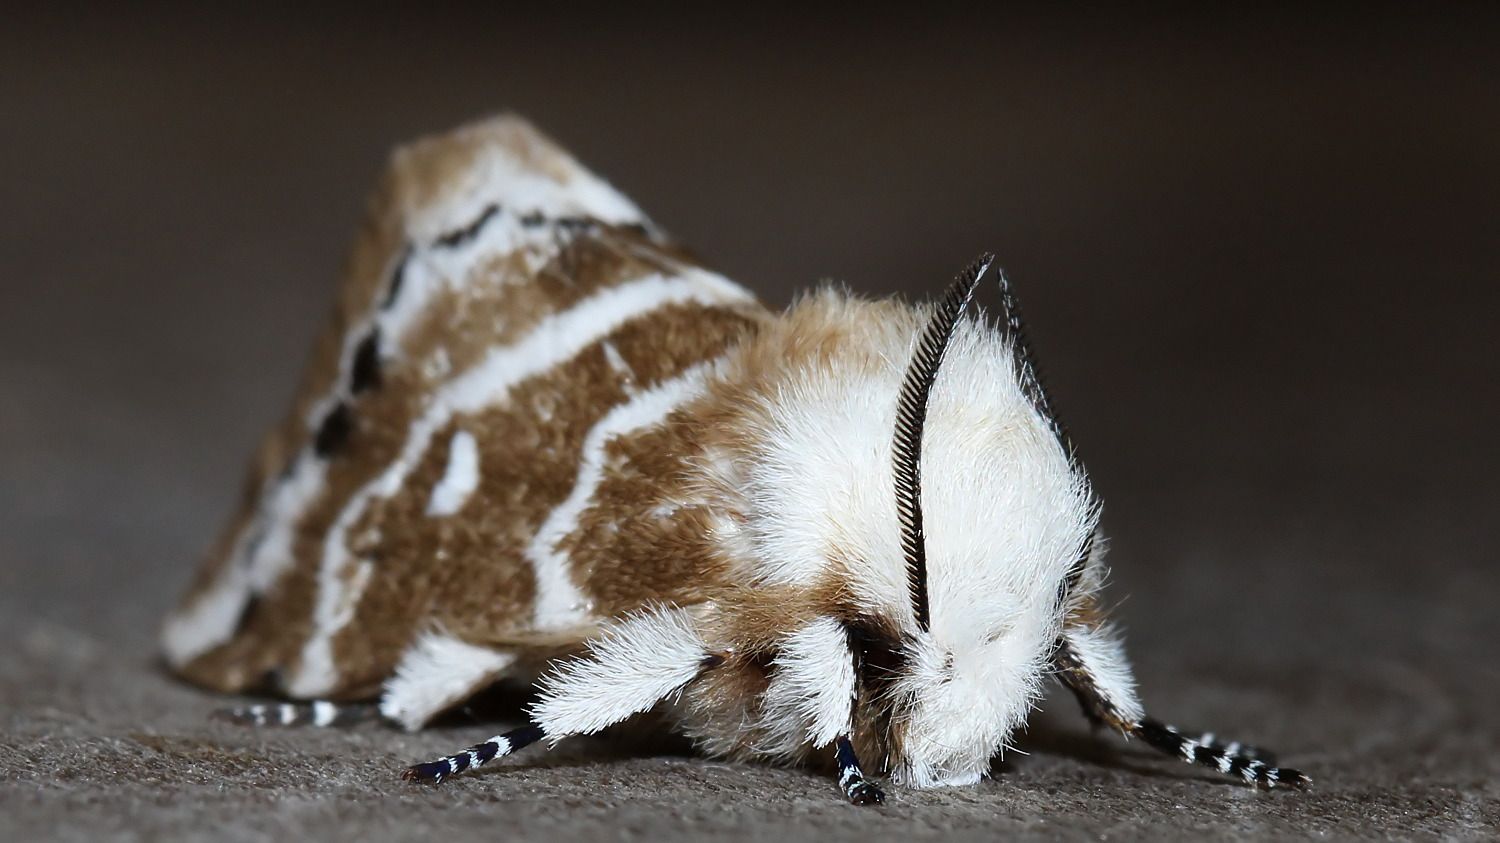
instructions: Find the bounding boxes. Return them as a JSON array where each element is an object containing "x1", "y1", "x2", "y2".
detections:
[{"x1": 2, "y1": 6, "x2": 1496, "y2": 840}]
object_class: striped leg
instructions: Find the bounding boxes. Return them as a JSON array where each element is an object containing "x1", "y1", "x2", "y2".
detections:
[
  {"x1": 1054, "y1": 630, "x2": 1308, "y2": 790},
  {"x1": 1171, "y1": 729, "x2": 1275, "y2": 765},
  {"x1": 402, "y1": 607, "x2": 716, "y2": 786},
  {"x1": 1133, "y1": 718, "x2": 1308, "y2": 789},
  {"x1": 401, "y1": 723, "x2": 546, "y2": 784},
  {"x1": 216, "y1": 700, "x2": 377, "y2": 728},
  {"x1": 834, "y1": 735, "x2": 885, "y2": 805}
]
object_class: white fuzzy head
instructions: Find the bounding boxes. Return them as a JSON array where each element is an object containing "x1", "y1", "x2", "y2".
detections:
[{"x1": 708, "y1": 272, "x2": 1097, "y2": 787}]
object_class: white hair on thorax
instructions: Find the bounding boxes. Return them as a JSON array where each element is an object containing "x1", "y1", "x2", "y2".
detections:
[{"x1": 707, "y1": 289, "x2": 1096, "y2": 786}]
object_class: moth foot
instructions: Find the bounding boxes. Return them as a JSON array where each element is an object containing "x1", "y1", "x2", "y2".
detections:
[
  {"x1": 846, "y1": 779, "x2": 886, "y2": 805},
  {"x1": 401, "y1": 760, "x2": 451, "y2": 784},
  {"x1": 1257, "y1": 766, "x2": 1311, "y2": 790}
]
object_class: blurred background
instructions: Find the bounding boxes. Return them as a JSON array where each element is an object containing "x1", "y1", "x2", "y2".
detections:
[{"x1": 2, "y1": 5, "x2": 1496, "y2": 838}]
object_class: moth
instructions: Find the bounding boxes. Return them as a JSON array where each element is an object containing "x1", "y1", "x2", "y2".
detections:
[{"x1": 162, "y1": 115, "x2": 1309, "y2": 804}]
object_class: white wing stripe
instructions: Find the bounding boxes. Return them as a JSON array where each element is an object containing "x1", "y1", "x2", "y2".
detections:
[
  {"x1": 163, "y1": 212, "x2": 566, "y2": 669},
  {"x1": 287, "y1": 270, "x2": 752, "y2": 696},
  {"x1": 426, "y1": 429, "x2": 481, "y2": 517},
  {"x1": 527, "y1": 361, "x2": 716, "y2": 630}
]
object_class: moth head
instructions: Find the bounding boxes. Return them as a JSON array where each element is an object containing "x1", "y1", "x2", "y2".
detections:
[
  {"x1": 709, "y1": 255, "x2": 1098, "y2": 786},
  {"x1": 876, "y1": 255, "x2": 1099, "y2": 786}
]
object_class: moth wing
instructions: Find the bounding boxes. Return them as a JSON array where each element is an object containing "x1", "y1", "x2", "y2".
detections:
[{"x1": 162, "y1": 116, "x2": 764, "y2": 723}]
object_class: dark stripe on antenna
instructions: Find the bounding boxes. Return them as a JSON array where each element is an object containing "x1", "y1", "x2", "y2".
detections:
[{"x1": 995, "y1": 270, "x2": 1070, "y2": 459}]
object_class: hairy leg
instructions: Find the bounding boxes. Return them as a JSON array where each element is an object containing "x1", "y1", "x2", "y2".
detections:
[
  {"x1": 399, "y1": 606, "x2": 710, "y2": 785},
  {"x1": 402, "y1": 723, "x2": 546, "y2": 783},
  {"x1": 1055, "y1": 628, "x2": 1309, "y2": 789},
  {"x1": 834, "y1": 735, "x2": 885, "y2": 805}
]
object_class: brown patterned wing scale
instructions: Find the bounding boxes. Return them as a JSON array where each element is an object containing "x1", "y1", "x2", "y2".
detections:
[{"x1": 161, "y1": 116, "x2": 767, "y2": 721}]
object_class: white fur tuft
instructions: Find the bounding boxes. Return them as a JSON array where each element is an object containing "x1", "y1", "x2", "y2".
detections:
[
  {"x1": 709, "y1": 295, "x2": 1098, "y2": 786},
  {"x1": 758, "y1": 617, "x2": 856, "y2": 752},
  {"x1": 530, "y1": 606, "x2": 708, "y2": 739},
  {"x1": 379, "y1": 632, "x2": 516, "y2": 731},
  {"x1": 1062, "y1": 621, "x2": 1143, "y2": 726}
]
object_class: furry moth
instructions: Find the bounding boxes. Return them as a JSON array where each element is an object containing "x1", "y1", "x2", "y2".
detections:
[{"x1": 162, "y1": 115, "x2": 1309, "y2": 804}]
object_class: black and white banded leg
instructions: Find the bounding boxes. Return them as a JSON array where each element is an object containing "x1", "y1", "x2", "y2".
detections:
[
  {"x1": 1054, "y1": 630, "x2": 1309, "y2": 790},
  {"x1": 402, "y1": 723, "x2": 546, "y2": 784},
  {"x1": 216, "y1": 700, "x2": 377, "y2": 728},
  {"x1": 1169, "y1": 729, "x2": 1275, "y2": 765},
  {"x1": 834, "y1": 735, "x2": 885, "y2": 805},
  {"x1": 400, "y1": 607, "x2": 720, "y2": 789},
  {"x1": 1133, "y1": 718, "x2": 1308, "y2": 789}
]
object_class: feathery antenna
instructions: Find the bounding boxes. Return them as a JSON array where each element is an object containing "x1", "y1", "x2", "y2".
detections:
[
  {"x1": 995, "y1": 269, "x2": 1069, "y2": 456},
  {"x1": 893, "y1": 253, "x2": 994, "y2": 632}
]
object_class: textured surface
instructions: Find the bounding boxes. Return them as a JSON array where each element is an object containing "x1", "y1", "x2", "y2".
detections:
[{"x1": 2, "y1": 7, "x2": 1497, "y2": 841}]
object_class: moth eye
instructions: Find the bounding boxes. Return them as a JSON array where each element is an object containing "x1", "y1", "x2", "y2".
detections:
[
  {"x1": 843, "y1": 616, "x2": 907, "y2": 686},
  {"x1": 981, "y1": 620, "x2": 1017, "y2": 647}
]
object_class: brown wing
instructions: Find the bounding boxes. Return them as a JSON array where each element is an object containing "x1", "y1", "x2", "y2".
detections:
[{"x1": 162, "y1": 116, "x2": 766, "y2": 704}]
